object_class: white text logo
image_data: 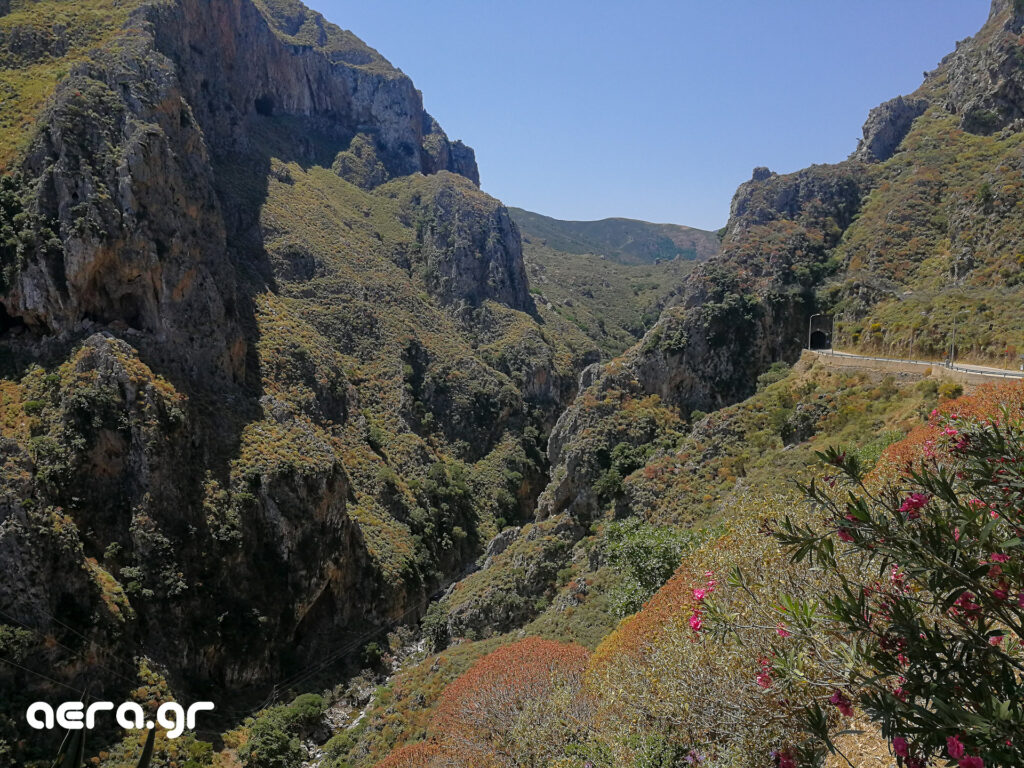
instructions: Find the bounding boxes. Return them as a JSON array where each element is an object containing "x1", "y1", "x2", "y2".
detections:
[{"x1": 26, "y1": 701, "x2": 215, "y2": 739}]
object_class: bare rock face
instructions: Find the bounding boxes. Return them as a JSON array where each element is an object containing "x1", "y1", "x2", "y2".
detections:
[
  {"x1": 405, "y1": 174, "x2": 534, "y2": 312},
  {"x1": 148, "y1": 0, "x2": 478, "y2": 182},
  {"x1": 3, "y1": 34, "x2": 242, "y2": 381},
  {"x1": 728, "y1": 163, "x2": 868, "y2": 238},
  {"x1": 853, "y1": 96, "x2": 929, "y2": 162},
  {"x1": 0, "y1": 0, "x2": 519, "y2": 723},
  {"x1": 938, "y1": 0, "x2": 1024, "y2": 134},
  {"x1": 0, "y1": 0, "x2": 485, "y2": 386}
]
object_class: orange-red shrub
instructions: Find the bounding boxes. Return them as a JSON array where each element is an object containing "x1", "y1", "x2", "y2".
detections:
[
  {"x1": 374, "y1": 742, "x2": 456, "y2": 768},
  {"x1": 429, "y1": 637, "x2": 588, "y2": 766},
  {"x1": 875, "y1": 380, "x2": 1024, "y2": 479}
]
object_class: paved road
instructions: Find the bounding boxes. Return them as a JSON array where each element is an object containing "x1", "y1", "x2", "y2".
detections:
[{"x1": 817, "y1": 349, "x2": 1024, "y2": 380}]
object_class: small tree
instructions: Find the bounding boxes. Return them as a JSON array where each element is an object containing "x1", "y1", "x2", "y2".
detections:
[{"x1": 777, "y1": 411, "x2": 1024, "y2": 767}]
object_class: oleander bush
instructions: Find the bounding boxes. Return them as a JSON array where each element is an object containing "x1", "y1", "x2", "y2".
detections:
[{"x1": 769, "y1": 405, "x2": 1024, "y2": 766}]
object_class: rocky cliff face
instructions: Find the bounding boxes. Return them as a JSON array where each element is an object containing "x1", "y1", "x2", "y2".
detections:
[
  {"x1": 401, "y1": 174, "x2": 533, "y2": 311},
  {"x1": 0, "y1": 0, "x2": 481, "y2": 369},
  {"x1": 148, "y1": 0, "x2": 477, "y2": 181},
  {"x1": 852, "y1": 96, "x2": 930, "y2": 162},
  {"x1": 940, "y1": 0, "x2": 1024, "y2": 134},
  {"x1": 2, "y1": 24, "x2": 241, "y2": 382},
  {"x1": 0, "y1": 2, "x2": 586, "y2": 761}
]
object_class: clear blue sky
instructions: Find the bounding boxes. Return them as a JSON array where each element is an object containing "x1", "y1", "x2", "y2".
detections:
[{"x1": 308, "y1": 1, "x2": 990, "y2": 230}]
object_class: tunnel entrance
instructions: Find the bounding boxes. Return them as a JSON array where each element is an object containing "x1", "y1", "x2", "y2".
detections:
[{"x1": 810, "y1": 330, "x2": 830, "y2": 350}]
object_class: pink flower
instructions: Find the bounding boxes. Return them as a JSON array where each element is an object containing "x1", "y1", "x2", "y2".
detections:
[
  {"x1": 930, "y1": 408, "x2": 940, "y2": 419},
  {"x1": 943, "y1": 427, "x2": 959, "y2": 436},
  {"x1": 689, "y1": 612, "x2": 703, "y2": 632},
  {"x1": 829, "y1": 690, "x2": 853, "y2": 717},
  {"x1": 958, "y1": 757, "x2": 985, "y2": 768},
  {"x1": 889, "y1": 565, "x2": 906, "y2": 588},
  {"x1": 991, "y1": 553, "x2": 1010, "y2": 563},
  {"x1": 947, "y1": 735, "x2": 966, "y2": 760},
  {"x1": 776, "y1": 622, "x2": 791, "y2": 638},
  {"x1": 952, "y1": 591, "x2": 981, "y2": 617},
  {"x1": 838, "y1": 528, "x2": 854, "y2": 542},
  {"x1": 899, "y1": 493, "x2": 930, "y2": 519},
  {"x1": 776, "y1": 751, "x2": 796, "y2": 768},
  {"x1": 990, "y1": 634, "x2": 1004, "y2": 647},
  {"x1": 756, "y1": 670, "x2": 772, "y2": 688},
  {"x1": 692, "y1": 588, "x2": 707, "y2": 601},
  {"x1": 892, "y1": 737, "x2": 909, "y2": 758},
  {"x1": 993, "y1": 582, "x2": 1010, "y2": 601}
]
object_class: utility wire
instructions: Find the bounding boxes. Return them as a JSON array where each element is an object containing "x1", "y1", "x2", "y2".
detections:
[
  {"x1": 0, "y1": 655, "x2": 97, "y2": 700},
  {"x1": 0, "y1": 607, "x2": 140, "y2": 690}
]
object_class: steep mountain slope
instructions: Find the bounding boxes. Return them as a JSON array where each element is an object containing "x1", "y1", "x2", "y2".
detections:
[
  {"x1": 3, "y1": 0, "x2": 1024, "y2": 766},
  {"x1": 347, "y1": 356, "x2": 942, "y2": 767},
  {"x1": 0, "y1": 1, "x2": 599, "y2": 763},
  {"x1": 509, "y1": 207, "x2": 720, "y2": 266},
  {"x1": 539, "y1": 0, "x2": 1024, "y2": 522}
]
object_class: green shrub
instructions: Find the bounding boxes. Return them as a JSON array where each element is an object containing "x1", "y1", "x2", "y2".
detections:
[
  {"x1": 421, "y1": 601, "x2": 450, "y2": 652},
  {"x1": 239, "y1": 694, "x2": 326, "y2": 768},
  {"x1": 938, "y1": 380, "x2": 964, "y2": 400},
  {"x1": 757, "y1": 361, "x2": 792, "y2": 392},
  {"x1": 603, "y1": 519, "x2": 694, "y2": 617},
  {"x1": 361, "y1": 641, "x2": 384, "y2": 668},
  {"x1": 239, "y1": 719, "x2": 303, "y2": 768}
]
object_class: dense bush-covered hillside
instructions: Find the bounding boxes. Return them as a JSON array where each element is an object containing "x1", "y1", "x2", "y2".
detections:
[
  {"x1": 366, "y1": 374, "x2": 1024, "y2": 768},
  {"x1": 521, "y1": 237, "x2": 702, "y2": 358},
  {"x1": 513, "y1": 209, "x2": 720, "y2": 357},
  {"x1": 3, "y1": 0, "x2": 1024, "y2": 767}
]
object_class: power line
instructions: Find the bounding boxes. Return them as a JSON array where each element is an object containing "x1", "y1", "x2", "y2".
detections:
[
  {"x1": 0, "y1": 607, "x2": 141, "y2": 690},
  {"x1": 0, "y1": 655, "x2": 97, "y2": 700},
  {"x1": 2, "y1": 591, "x2": 432, "y2": 725}
]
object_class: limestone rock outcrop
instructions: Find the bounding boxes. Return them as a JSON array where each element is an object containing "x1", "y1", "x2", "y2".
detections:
[{"x1": 853, "y1": 96, "x2": 929, "y2": 162}]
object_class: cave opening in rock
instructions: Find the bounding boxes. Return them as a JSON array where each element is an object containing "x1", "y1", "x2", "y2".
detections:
[
  {"x1": 0, "y1": 303, "x2": 26, "y2": 336},
  {"x1": 254, "y1": 95, "x2": 275, "y2": 116}
]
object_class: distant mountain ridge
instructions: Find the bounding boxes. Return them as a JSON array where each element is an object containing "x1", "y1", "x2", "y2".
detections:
[{"x1": 509, "y1": 207, "x2": 720, "y2": 265}]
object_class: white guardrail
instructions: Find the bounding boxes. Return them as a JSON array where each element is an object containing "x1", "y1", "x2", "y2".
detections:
[{"x1": 816, "y1": 349, "x2": 1024, "y2": 380}]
